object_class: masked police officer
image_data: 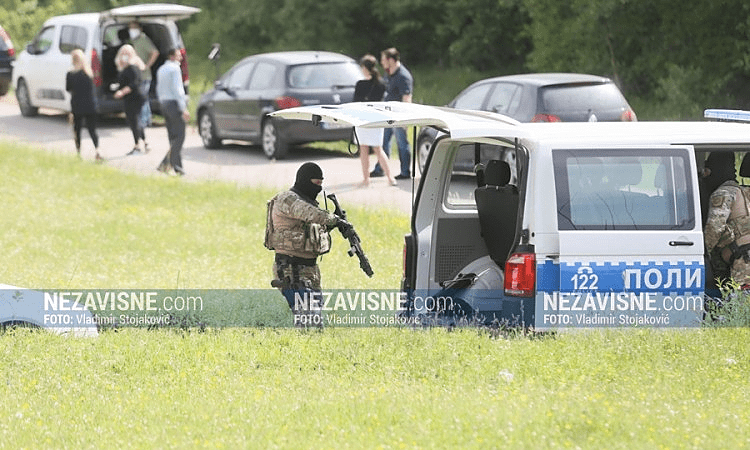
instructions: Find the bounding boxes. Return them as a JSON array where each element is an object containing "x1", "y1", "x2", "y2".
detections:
[
  {"x1": 265, "y1": 162, "x2": 339, "y2": 326},
  {"x1": 703, "y1": 152, "x2": 750, "y2": 289}
]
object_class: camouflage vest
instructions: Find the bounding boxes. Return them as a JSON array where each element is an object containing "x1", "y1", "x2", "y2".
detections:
[
  {"x1": 726, "y1": 185, "x2": 750, "y2": 244},
  {"x1": 264, "y1": 191, "x2": 331, "y2": 258}
]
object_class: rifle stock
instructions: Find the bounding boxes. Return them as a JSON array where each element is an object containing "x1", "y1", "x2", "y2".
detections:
[{"x1": 326, "y1": 194, "x2": 374, "y2": 277}]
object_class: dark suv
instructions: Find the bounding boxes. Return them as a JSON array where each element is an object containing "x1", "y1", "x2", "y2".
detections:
[
  {"x1": 416, "y1": 73, "x2": 637, "y2": 171},
  {"x1": 197, "y1": 51, "x2": 362, "y2": 159},
  {"x1": 0, "y1": 25, "x2": 14, "y2": 96}
]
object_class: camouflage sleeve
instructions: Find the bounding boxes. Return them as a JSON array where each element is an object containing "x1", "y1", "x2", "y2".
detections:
[
  {"x1": 276, "y1": 192, "x2": 337, "y2": 227},
  {"x1": 704, "y1": 188, "x2": 735, "y2": 252}
]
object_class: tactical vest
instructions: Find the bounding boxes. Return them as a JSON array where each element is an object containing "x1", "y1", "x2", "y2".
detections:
[
  {"x1": 726, "y1": 185, "x2": 750, "y2": 245},
  {"x1": 264, "y1": 194, "x2": 331, "y2": 258}
]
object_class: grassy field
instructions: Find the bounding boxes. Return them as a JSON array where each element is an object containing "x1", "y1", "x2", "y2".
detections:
[
  {"x1": 0, "y1": 140, "x2": 407, "y2": 291},
  {"x1": 1, "y1": 141, "x2": 749, "y2": 449},
  {"x1": 2, "y1": 327, "x2": 748, "y2": 449}
]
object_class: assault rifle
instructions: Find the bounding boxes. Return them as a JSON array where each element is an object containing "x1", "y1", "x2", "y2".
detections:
[{"x1": 326, "y1": 193, "x2": 374, "y2": 277}]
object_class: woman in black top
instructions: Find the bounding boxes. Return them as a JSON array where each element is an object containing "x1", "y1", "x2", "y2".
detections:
[
  {"x1": 114, "y1": 44, "x2": 149, "y2": 155},
  {"x1": 66, "y1": 49, "x2": 100, "y2": 160},
  {"x1": 354, "y1": 54, "x2": 396, "y2": 187}
]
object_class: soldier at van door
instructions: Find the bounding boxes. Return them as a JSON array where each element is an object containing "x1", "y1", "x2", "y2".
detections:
[
  {"x1": 703, "y1": 152, "x2": 750, "y2": 288},
  {"x1": 264, "y1": 162, "x2": 340, "y2": 319}
]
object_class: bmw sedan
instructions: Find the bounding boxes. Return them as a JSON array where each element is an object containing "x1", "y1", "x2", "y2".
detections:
[
  {"x1": 197, "y1": 51, "x2": 362, "y2": 159},
  {"x1": 416, "y1": 73, "x2": 637, "y2": 171}
]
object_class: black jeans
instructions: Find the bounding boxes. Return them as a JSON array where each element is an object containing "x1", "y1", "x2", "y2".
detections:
[{"x1": 159, "y1": 100, "x2": 186, "y2": 170}]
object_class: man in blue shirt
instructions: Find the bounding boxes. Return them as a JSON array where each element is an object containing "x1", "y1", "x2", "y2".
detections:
[
  {"x1": 371, "y1": 47, "x2": 414, "y2": 180},
  {"x1": 156, "y1": 48, "x2": 190, "y2": 175}
]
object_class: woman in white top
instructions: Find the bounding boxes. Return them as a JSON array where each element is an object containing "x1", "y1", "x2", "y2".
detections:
[{"x1": 353, "y1": 54, "x2": 396, "y2": 187}]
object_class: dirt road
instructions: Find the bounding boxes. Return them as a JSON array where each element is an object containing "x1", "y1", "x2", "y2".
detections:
[{"x1": 0, "y1": 96, "x2": 415, "y2": 214}]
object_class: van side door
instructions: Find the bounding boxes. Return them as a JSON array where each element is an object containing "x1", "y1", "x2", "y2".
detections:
[{"x1": 541, "y1": 146, "x2": 704, "y2": 328}]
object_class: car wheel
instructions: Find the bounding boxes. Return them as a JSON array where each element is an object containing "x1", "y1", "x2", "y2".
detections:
[
  {"x1": 261, "y1": 119, "x2": 288, "y2": 159},
  {"x1": 16, "y1": 79, "x2": 39, "y2": 117},
  {"x1": 198, "y1": 110, "x2": 222, "y2": 149},
  {"x1": 416, "y1": 133, "x2": 434, "y2": 174}
]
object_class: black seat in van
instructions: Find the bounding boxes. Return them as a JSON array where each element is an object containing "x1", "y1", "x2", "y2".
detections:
[{"x1": 475, "y1": 160, "x2": 519, "y2": 267}]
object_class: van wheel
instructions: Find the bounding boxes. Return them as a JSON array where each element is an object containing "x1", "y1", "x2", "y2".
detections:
[
  {"x1": 198, "y1": 110, "x2": 221, "y2": 149},
  {"x1": 262, "y1": 119, "x2": 288, "y2": 159},
  {"x1": 16, "y1": 80, "x2": 39, "y2": 117}
]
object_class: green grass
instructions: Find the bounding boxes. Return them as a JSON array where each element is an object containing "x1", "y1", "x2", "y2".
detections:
[
  {"x1": 0, "y1": 140, "x2": 408, "y2": 290},
  {"x1": 2, "y1": 140, "x2": 749, "y2": 449},
  {"x1": 1, "y1": 327, "x2": 748, "y2": 449}
]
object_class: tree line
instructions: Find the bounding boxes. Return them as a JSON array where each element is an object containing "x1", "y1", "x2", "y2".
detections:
[{"x1": 3, "y1": 0, "x2": 750, "y2": 118}]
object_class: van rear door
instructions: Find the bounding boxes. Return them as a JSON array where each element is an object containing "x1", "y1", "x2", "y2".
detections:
[
  {"x1": 540, "y1": 146, "x2": 705, "y2": 328},
  {"x1": 106, "y1": 4, "x2": 201, "y2": 22}
]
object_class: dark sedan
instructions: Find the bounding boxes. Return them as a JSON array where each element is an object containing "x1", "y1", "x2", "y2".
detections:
[
  {"x1": 0, "y1": 26, "x2": 14, "y2": 96},
  {"x1": 197, "y1": 51, "x2": 362, "y2": 159},
  {"x1": 417, "y1": 73, "x2": 637, "y2": 171}
]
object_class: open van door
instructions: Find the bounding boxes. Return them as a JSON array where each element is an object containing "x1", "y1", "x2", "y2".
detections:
[{"x1": 106, "y1": 4, "x2": 201, "y2": 22}]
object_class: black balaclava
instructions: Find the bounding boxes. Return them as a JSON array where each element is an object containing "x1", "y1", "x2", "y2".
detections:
[
  {"x1": 292, "y1": 162, "x2": 324, "y2": 204},
  {"x1": 704, "y1": 152, "x2": 736, "y2": 194}
]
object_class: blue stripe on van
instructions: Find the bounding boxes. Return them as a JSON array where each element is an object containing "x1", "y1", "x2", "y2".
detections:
[{"x1": 537, "y1": 260, "x2": 704, "y2": 294}]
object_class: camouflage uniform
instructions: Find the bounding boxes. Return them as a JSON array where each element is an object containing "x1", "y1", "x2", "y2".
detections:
[
  {"x1": 704, "y1": 180, "x2": 750, "y2": 286},
  {"x1": 265, "y1": 188, "x2": 338, "y2": 321}
]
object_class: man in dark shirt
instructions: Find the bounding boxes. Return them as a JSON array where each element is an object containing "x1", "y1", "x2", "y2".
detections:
[{"x1": 371, "y1": 47, "x2": 413, "y2": 179}]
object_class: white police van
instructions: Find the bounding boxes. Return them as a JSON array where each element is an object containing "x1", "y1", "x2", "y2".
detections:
[{"x1": 272, "y1": 104, "x2": 750, "y2": 328}]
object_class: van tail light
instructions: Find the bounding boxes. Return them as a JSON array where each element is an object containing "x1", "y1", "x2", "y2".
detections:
[
  {"x1": 504, "y1": 252, "x2": 536, "y2": 297},
  {"x1": 531, "y1": 113, "x2": 562, "y2": 123},
  {"x1": 91, "y1": 49, "x2": 102, "y2": 87},
  {"x1": 275, "y1": 96, "x2": 302, "y2": 110},
  {"x1": 179, "y1": 48, "x2": 189, "y2": 85},
  {"x1": 621, "y1": 108, "x2": 637, "y2": 121}
]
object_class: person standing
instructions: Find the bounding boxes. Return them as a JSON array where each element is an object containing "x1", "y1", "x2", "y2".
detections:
[
  {"x1": 156, "y1": 48, "x2": 190, "y2": 176},
  {"x1": 66, "y1": 49, "x2": 101, "y2": 161},
  {"x1": 371, "y1": 47, "x2": 413, "y2": 180},
  {"x1": 353, "y1": 54, "x2": 396, "y2": 187},
  {"x1": 265, "y1": 163, "x2": 340, "y2": 326},
  {"x1": 113, "y1": 44, "x2": 149, "y2": 155},
  {"x1": 128, "y1": 21, "x2": 159, "y2": 130},
  {"x1": 703, "y1": 151, "x2": 750, "y2": 288}
]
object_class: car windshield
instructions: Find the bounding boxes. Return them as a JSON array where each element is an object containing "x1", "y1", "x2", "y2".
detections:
[
  {"x1": 541, "y1": 83, "x2": 627, "y2": 116},
  {"x1": 288, "y1": 62, "x2": 361, "y2": 89}
]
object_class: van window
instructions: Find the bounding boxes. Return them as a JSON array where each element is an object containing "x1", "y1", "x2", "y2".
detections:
[
  {"x1": 445, "y1": 143, "x2": 513, "y2": 208},
  {"x1": 59, "y1": 25, "x2": 87, "y2": 54},
  {"x1": 554, "y1": 149, "x2": 694, "y2": 230},
  {"x1": 30, "y1": 26, "x2": 55, "y2": 55}
]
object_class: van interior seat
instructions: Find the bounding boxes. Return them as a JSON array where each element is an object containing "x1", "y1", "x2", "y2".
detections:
[{"x1": 474, "y1": 160, "x2": 519, "y2": 267}]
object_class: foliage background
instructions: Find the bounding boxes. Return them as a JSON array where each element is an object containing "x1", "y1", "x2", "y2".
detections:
[{"x1": 2, "y1": 0, "x2": 750, "y2": 119}]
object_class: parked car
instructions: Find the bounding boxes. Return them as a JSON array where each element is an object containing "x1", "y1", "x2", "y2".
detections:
[
  {"x1": 0, "y1": 25, "x2": 14, "y2": 96},
  {"x1": 416, "y1": 73, "x2": 637, "y2": 172},
  {"x1": 12, "y1": 3, "x2": 199, "y2": 116},
  {"x1": 197, "y1": 51, "x2": 363, "y2": 159}
]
